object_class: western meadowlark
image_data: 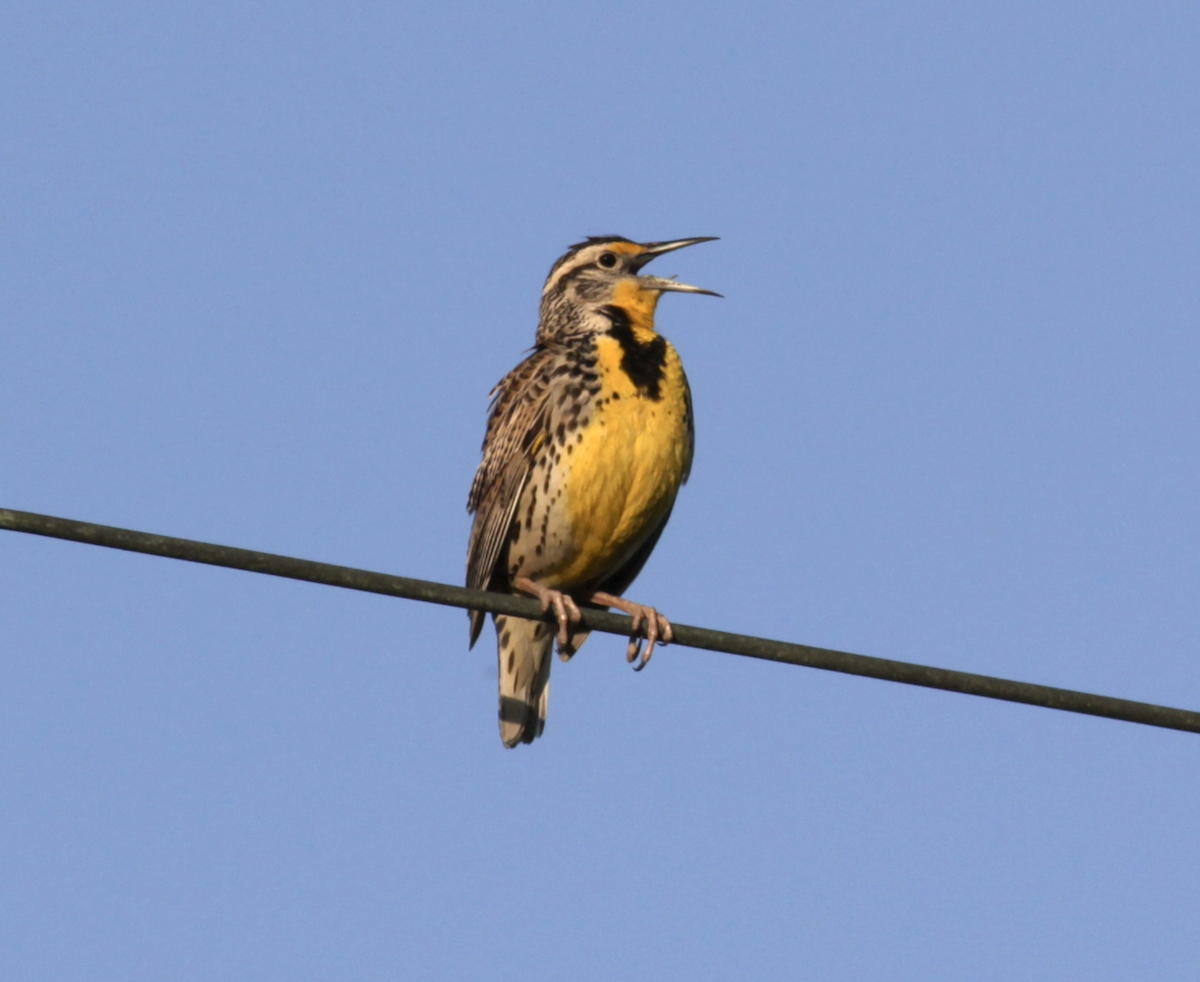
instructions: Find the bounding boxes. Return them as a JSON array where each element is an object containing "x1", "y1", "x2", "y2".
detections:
[{"x1": 466, "y1": 235, "x2": 719, "y2": 747}]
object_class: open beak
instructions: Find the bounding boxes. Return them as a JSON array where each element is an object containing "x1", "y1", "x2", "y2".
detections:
[
  {"x1": 631, "y1": 236, "x2": 721, "y2": 296},
  {"x1": 639, "y1": 275, "x2": 722, "y2": 297}
]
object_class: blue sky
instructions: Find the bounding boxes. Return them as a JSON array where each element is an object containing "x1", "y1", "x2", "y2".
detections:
[{"x1": 2, "y1": 2, "x2": 1199, "y2": 978}]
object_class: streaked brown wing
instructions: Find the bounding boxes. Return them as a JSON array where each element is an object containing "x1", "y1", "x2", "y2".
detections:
[{"x1": 466, "y1": 348, "x2": 557, "y2": 646}]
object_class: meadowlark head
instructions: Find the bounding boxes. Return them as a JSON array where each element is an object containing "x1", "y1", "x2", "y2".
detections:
[{"x1": 538, "y1": 235, "x2": 719, "y2": 342}]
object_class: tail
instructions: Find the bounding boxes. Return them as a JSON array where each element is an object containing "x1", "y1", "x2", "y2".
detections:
[{"x1": 494, "y1": 614, "x2": 553, "y2": 748}]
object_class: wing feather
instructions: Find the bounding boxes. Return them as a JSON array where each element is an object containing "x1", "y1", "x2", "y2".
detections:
[{"x1": 466, "y1": 348, "x2": 557, "y2": 645}]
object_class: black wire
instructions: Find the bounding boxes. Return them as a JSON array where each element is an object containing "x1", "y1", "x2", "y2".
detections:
[{"x1": 3, "y1": 507, "x2": 1197, "y2": 735}]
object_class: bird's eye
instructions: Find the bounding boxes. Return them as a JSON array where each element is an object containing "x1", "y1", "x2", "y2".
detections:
[{"x1": 598, "y1": 252, "x2": 618, "y2": 269}]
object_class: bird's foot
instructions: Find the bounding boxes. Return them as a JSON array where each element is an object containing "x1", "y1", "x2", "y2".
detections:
[
  {"x1": 513, "y1": 576, "x2": 582, "y2": 650},
  {"x1": 589, "y1": 591, "x2": 673, "y2": 671}
]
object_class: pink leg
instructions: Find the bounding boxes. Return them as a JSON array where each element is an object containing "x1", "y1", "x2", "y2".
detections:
[
  {"x1": 588, "y1": 591, "x2": 673, "y2": 671},
  {"x1": 513, "y1": 576, "x2": 582, "y2": 650}
]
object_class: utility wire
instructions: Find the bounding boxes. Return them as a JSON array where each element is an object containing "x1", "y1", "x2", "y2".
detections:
[{"x1": 2, "y1": 507, "x2": 1198, "y2": 736}]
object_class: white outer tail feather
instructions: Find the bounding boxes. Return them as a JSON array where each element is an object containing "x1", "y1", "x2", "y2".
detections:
[{"x1": 494, "y1": 614, "x2": 553, "y2": 747}]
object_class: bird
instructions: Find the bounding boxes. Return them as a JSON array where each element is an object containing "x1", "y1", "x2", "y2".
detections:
[{"x1": 466, "y1": 235, "x2": 719, "y2": 747}]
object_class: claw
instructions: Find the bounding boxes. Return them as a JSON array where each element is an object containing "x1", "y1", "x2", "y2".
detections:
[
  {"x1": 589, "y1": 591, "x2": 670, "y2": 672},
  {"x1": 514, "y1": 576, "x2": 581, "y2": 650},
  {"x1": 633, "y1": 612, "x2": 672, "y2": 671},
  {"x1": 660, "y1": 615, "x2": 674, "y2": 645},
  {"x1": 626, "y1": 608, "x2": 645, "y2": 666},
  {"x1": 545, "y1": 591, "x2": 581, "y2": 649}
]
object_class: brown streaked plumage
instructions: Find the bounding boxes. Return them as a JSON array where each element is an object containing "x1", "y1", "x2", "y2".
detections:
[{"x1": 467, "y1": 235, "x2": 719, "y2": 747}]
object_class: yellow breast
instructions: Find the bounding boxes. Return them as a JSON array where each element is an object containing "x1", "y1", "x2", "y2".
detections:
[{"x1": 551, "y1": 333, "x2": 692, "y2": 587}]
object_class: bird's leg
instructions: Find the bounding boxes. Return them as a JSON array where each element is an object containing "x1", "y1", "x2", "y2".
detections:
[
  {"x1": 587, "y1": 591, "x2": 673, "y2": 671},
  {"x1": 513, "y1": 576, "x2": 582, "y2": 650}
]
